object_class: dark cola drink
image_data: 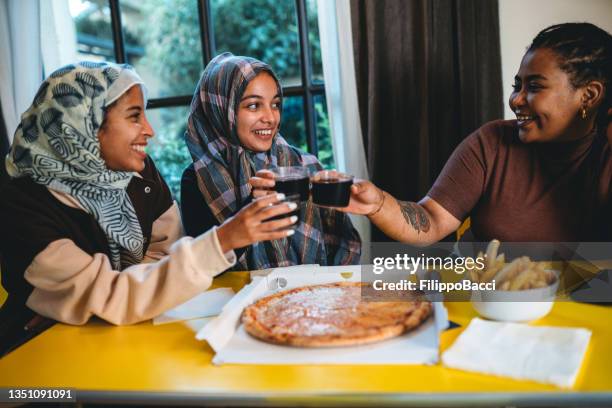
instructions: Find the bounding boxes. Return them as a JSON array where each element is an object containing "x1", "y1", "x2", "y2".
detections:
[
  {"x1": 275, "y1": 177, "x2": 309, "y2": 202},
  {"x1": 312, "y1": 171, "x2": 353, "y2": 207},
  {"x1": 271, "y1": 167, "x2": 310, "y2": 202}
]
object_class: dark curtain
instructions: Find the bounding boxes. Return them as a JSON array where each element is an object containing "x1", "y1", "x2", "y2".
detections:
[
  {"x1": 351, "y1": 0, "x2": 503, "y2": 240},
  {"x1": 0, "y1": 100, "x2": 9, "y2": 187}
]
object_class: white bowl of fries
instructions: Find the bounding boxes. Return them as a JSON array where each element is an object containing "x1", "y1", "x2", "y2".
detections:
[{"x1": 469, "y1": 240, "x2": 560, "y2": 322}]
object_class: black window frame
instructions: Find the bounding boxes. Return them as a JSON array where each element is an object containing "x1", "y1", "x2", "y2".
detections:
[{"x1": 106, "y1": 0, "x2": 325, "y2": 156}]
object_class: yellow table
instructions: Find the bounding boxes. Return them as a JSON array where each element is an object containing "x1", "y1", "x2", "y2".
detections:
[{"x1": 0, "y1": 272, "x2": 611, "y2": 406}]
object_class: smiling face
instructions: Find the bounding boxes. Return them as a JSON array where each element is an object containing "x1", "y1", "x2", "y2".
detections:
[
  {"x1": 236, "y1": 72, "x2": 281, "y2": 152},
  {"x1": 97, "y1": 85, "x2": 154, "y2": 172},
  {"x1": 509, "y1": 48, "x2": 593, "y2": 143}
]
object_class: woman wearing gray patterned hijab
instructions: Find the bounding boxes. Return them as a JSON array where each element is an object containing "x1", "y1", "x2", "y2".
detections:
[
  {"x1": 0, "y1": 62, "x2": 298, "y2": 356},
  {"x1": 6, "y1": 62, "x2": 149, "y2": 269}
]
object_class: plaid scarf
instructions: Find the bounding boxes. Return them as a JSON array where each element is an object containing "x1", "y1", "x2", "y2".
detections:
[
  {"x1": 185, "y1": 53, "x2": 361, "y2": 270},
  {"x1": 5, "y1": 62, "x2": 146, "y2": 270}
]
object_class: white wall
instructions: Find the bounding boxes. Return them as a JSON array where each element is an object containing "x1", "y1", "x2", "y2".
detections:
[{"x1": 498, "y1": 0, "x2": 612, "y2": 119}]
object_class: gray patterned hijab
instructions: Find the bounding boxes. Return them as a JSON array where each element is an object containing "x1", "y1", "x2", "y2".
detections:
[{"x1": 5, "y1": 61, "x2": 147, "y2": 270}]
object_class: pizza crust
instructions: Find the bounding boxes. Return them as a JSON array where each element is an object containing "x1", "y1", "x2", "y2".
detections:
[{"x1": 242, "y1": 282, "x2": 432, "y2": 347}]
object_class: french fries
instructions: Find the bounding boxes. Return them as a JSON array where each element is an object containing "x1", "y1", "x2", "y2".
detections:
[{"x1": 470, "y1": 239, "x2": 557, "y2": 291}]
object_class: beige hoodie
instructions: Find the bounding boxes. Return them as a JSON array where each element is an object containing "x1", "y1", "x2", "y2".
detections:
[{"x1": 24, "y1": 188, "x2": 235, "y2": 325}]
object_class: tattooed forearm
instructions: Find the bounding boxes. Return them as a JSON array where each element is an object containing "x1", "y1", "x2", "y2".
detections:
[{"x1": 397, "y1": 201, "x2": 431, "y2": 234}]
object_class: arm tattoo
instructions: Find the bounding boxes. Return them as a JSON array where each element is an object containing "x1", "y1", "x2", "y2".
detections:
[{"x1": 397, "y1": 201, "x2": 431, "y2": 234}]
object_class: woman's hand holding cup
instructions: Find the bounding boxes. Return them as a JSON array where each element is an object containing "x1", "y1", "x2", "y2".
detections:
[
  {"x1": 249, "y1": 170, "x2": 276, "y2": 198},
  {"x1": 338, "y1": 179, "x2": 384, "y2": 215},
  {"x1": 216, "y1": 193, "x2": 298, "y2": 253}
]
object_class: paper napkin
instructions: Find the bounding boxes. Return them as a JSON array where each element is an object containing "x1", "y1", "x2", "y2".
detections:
[
  {"x1": 153, "y1": 287, "x2": 235, "y2": 325},
  {"x1": 441, "y1": 318, "x2": 591, "y2": 387}
]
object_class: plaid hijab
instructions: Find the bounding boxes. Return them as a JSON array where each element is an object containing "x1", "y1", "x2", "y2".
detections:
[
  {"x1": 185, "y1": 53, "x2": 361, "y2": 270},
  {"x1": 5, "y1": 62, "x2": 146, "y2": 270}
]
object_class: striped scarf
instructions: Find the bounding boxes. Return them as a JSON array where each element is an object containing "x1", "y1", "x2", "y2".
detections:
[
  {"x1": 5, "y1": 62, "x2": 146, "y2": 270},
  {"x1": 185, "y1": 53, "x2": 361, "y2": 270}
]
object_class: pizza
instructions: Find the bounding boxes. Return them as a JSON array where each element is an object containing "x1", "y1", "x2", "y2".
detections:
[{"x1": 241, "y1": 281, "x2": 432, "y2": 347}]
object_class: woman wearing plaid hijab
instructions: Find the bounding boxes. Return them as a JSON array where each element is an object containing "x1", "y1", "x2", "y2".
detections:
[{"x1": 182, "y1": 53, "x2": 361, "y2": 270}]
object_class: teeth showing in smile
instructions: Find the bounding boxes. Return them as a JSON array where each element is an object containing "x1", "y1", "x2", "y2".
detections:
[
  {"x1": 254, "y1": 129, "x2": 273, "y2": 136},
  {"x1": 131, "y1": 145, "x2": 146, "y2": 153},
  {"x1": 516, "y1": 115, "x2": 535, "y2": 121}
]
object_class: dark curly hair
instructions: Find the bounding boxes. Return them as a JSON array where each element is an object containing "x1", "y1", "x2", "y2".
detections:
[{"x1": 528, "y1": 22, "x2": 612, "y2": 132}]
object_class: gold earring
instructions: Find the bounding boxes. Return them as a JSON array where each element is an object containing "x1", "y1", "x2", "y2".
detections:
[{"x1": 581, "y1": 106, "x2": 587, "y2": 120}]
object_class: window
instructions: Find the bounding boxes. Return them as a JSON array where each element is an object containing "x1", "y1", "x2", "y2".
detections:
[{"x1": 68, "y1": 0, "x2": 332, "y2": 199}]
